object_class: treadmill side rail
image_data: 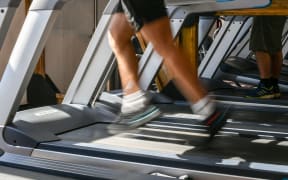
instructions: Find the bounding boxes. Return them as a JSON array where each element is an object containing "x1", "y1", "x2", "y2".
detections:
[
  {"x1": 0, "y1": 0, "x2": 21, "y2": 49},
  {"x1": 0, "y1": 0, "x2": 71, "y2": 155},
  {"x1": 0, "y1": 0, "x2": 21, "y2": 7},
  {"x1": 29, "y1": 0, "x2": 68, "y2": 11},
  {"x1": 0, "y1": 153, "x2": 171, "y2": 180}
]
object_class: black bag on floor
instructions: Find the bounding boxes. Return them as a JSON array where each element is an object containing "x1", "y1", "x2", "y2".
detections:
[{"x1": 27, "y1": 74, "x2": 59, "y2": 107}]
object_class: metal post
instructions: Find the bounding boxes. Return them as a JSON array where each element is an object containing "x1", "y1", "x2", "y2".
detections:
[
  {"x1": 0, "y1": 0, "x2": 70, "y2": 154},
  {"x1": 0, "y1": 0, "x2": 21, "y2": 49}
]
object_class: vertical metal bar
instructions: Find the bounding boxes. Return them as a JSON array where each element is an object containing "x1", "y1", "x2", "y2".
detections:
[
  {"x1": 0, "y1": 0, "x2": 68, "y2": 154},
  {"x1": 0, "y1": 0, "x2": 21, "y2": 49},
  {"x1": 63, "y1": 0, "x2": 117, "y2": 105},
  {"x1": 225, "y1": 16, "x2": 252, "y2": 59},
  {"x1": 198, "y1": 16, "x2": 249, "y2": 79}
]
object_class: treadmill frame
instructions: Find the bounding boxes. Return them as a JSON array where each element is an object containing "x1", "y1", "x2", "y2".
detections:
[{"x1": 0, "y1": 0, "x2": 283, "y2": 179}]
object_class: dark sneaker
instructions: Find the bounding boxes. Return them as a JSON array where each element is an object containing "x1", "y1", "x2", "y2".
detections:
[
  {"x1": 108, "y1": 105, "x2": 161, "y2": 132},
  {"x1": 202, "y1": 107, "x2": 229, "y2": 139},
  {"x1": 273, "y1": 84, "x2": 281, "y2": 98},
  {"x1": 246, "y1": 83, "x2": 274, "y2": 99}
]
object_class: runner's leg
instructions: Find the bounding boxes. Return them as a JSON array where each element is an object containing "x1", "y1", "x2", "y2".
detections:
[{"x1": 108, "y1": 13, "x2": 140, "y2": 95}]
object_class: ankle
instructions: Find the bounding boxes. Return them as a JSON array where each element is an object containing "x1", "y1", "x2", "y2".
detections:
[
  {"x1": 270, "y1": 77, "x2": 279, "y2": 87},
  {"x1": 260, "y1": 78, "x2": 272, "y2": 88},
  {"x1": 121, "y1": 90, "x2": 151, "y2": 113},
  {"x1": 191, "y1": 96, "x2": 216, "y2": 119},
  {"x1": 123, "y1": 90, "x2": 146, "y2": 101}
]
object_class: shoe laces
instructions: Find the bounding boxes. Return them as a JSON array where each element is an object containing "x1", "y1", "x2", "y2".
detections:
[{"x1": 255, "y1": 83, "x2": 273, "y2": 95}]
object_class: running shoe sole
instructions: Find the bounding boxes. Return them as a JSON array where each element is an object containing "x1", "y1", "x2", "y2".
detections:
[{"x1": 108, "y1": 105, "x2": 161, "y2": 133}]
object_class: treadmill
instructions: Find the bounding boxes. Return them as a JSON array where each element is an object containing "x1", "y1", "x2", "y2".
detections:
[
  {"x1": 198, "y1": 14, "x2": 288, "y2": 92},
  {"x1": 221, "y1": 18, "x2": 288, "y2": 88},
  {"x1": 2, "y1": 0, "x2": 287, "y2": 179}
]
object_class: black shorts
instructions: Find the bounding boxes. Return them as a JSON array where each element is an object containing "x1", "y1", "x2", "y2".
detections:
[
  {"x1": 249, "y1": 16, "x2": 286, "y2": 54},
  {"x1": 113, "y1": 0, "x2": 167, "y2": 31}
]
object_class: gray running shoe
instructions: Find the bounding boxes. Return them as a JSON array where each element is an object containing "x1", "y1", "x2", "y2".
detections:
[{"x1": 108, "y1": 104, "x2": 161, "y2": 132}]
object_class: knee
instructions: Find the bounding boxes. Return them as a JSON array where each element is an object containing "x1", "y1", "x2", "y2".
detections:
[
  {"x1": 153, "y1": 42, "x2": 178, "y2": 58},
  {"x1": 108, "y1": 28, "x2": 132, "y2": 52}
]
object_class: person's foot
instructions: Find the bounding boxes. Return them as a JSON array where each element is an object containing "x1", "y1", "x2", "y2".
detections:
[
  {"x1": 270, "y1": 77, "x2": 281, "y2": 99},
  {"x1": 273, "y1": 84, "x2": 281, "y2": 98},
  {"x1": 246, "y1": 82, "x2": 274, "y2": 99},
  {"x1": 108, "y1": 104, "x2": 161, "y2": 132},
  {"x1": 202, "y1": 107, "x2": 229, "y2": 139}
]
